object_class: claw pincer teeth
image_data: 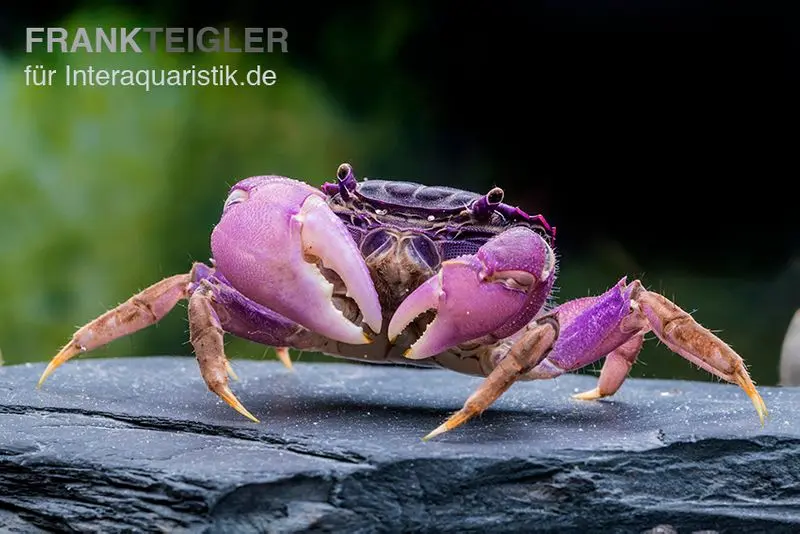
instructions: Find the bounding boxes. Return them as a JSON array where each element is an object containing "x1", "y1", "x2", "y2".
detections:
[
  {"x1": 210, "y1": 178, "x2": 382, "y2": 345},
  {"x1": 390, "y1": 257, "x2": 531, "y2": 360},
  {"x1": 388, "y1": 271, "x2": 444, "y2": 343},
  {"x1": 388, "y1": 227, "x2": 554, "y2": 360}
]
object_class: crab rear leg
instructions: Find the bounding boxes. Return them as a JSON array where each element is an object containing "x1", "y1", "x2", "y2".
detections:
[
  {"x1": 37, "y1": 272, "x2": 192, "y2": 387},
  {"x1": 572, "y1": 333, "x2": 644, "y2": 400},
  {"x1": 635, "y1": 283, "x2": 767, "y2": 421},
  {"x1": 531, "y1": 278, "x2": 768, "y2": 424},
  {"x1": 423, "y1": 318, "x2": 559, "y2": 441}
]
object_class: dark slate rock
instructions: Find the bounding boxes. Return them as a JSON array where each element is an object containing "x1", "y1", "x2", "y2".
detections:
[{"x1": 1, "y1": 356, "x2": 799, "y2": 533}]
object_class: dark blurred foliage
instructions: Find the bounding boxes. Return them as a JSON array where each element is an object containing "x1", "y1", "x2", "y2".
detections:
[{"x1": 0, "y1": 1, "x2": 797, "y2": 386}]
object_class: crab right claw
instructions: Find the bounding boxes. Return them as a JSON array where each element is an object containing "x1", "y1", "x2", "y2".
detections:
[
  {"x1": 388, "y1": 227, "x2": 557, "y2": 359},
  {"x1": 210, "y1": 176, "x2": 383, "y2": 345}
]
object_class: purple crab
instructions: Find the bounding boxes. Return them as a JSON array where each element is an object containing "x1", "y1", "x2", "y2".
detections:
[{"x1": 38, "y1": 163, "x2": 768, "y2": 439}]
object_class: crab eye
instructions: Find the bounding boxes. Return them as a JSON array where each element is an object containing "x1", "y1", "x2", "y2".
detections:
[
  {"x1": 337, "y1": 163, "x2": 353, "y2": 182},
  {"x1": 487, "y1": 187, "x2": 504, "y2": 205},
  {"x1": 224, "y1": 188, "x2": 249, "y2": 210}
]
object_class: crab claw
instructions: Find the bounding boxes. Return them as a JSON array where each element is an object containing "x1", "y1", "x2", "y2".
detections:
[
  {"x1": 211, "y1": 176, "x2": 382, "y2": 345},
  {"x1": 388, "y1": 227, "x2": 556, "y2": 359}
]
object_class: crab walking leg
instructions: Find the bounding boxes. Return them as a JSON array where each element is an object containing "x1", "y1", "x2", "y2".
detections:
[
  {"x1": 423, "y1": 318, "x2": 558, "y2": 441},
  {"x1": 524, "y1": 278, "x2": 768, "y2": 424},
  {"x1": 634, "y1": 283, "x2": 768, "y2": 423},
  {"x1": 275, "y1": 347, "x2": 293, "y2": 371},
  {"x1": 38, "y1": 273, "x2": 192, "y2": 387},
  {"x1": 188, "y1": 287, "x2": 259, "y2": 423},
  {"x1": 572, "y1": 333, "x2": 644, "y2": 400}
]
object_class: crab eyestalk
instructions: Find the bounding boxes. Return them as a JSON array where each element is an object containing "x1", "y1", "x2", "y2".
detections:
[
  {"x1": 211, "y1": 176, "x2": 383, "y2": 345},
  {"x1": 321, "y1": 162, "x2": 358, "y2": 199},
  {"x1": 388, "y1": 227, "x2": 556, "y2": 359},
  {"x1": 471, "y1": 187, "x2": 505, "y2": 219}
]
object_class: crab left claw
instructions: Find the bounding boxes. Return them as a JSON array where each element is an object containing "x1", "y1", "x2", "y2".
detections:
[
  {"x1": 388, "y1": 227, "x2": 556, "y2": 359},
  {"x1": 211, "y1": 176, "x2": 382, "y2": 345}
]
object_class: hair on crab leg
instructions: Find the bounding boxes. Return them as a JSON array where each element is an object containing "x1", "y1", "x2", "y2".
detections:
[
  {"x1": 631, "y1": 283, "x2": 769, "y2": 425},
  {"x1": 188, "y1": 288, "x2": 259, "y2": 423},
  {"x1": 423, "y1": 317, "x2": 558, "y2": 441},
  {"x1": 38, "y1": 273, "x2": 193, "y2": 388}
]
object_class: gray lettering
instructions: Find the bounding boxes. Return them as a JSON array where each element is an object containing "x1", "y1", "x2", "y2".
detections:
[
  {"x1": 26, "y1": 28, "x2": 44, "y2": 53},
  {"x1": 142, "y1": 28, "x2": 163, "y2": 52},
  {"x1": 165, "y1": 27, "x2": 184, "y2": 52},
  {"x1": 120, "y1": 28, "x2": 141, "y2": 52},
  {"x1": 267, "y1": 28, "x2": 288, "y2": 53},
  {"x1": 96, "y1": 28, "x2": 116, "y2": 52},
  {"x1": 197, "y1": 27, "x2": 218, "y2": 52},
  {"x1": 244, "y1": 28, "x2": 263, "y2": 53},
  {"x1": 70, "y1": 28, "x2": 92, "y2": 53},
  {"x1": 47, "y1": 28, "x2": 68, "y2": 53},
  {"x1": 223, "y1": 28, "x2": 241, "y2": 53}
]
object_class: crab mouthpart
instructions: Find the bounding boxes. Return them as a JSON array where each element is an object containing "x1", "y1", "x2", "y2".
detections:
[{"x1": 295, "y1": 194, "x2": 383, "y2": 342}]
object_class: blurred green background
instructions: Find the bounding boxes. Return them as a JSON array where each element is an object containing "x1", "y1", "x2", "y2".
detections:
[{"x1": 0, "y1": 4, "x2": 797, "y2": 387}]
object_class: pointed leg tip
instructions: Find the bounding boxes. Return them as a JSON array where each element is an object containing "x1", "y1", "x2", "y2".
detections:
[
  {"x1": 572, "y1": 388, "x2": 604, "y2": 401},
  {"x1": 243, "y1": 412, "x2": 261, "y2": 424},
  {"x1": 36, "y1": 359, "x2": 64, "y2": 389},
  {"x1": 235, "y1": 404, "x2": 260, "y2": 424},
  {"x1": 422, "y1": 411, "x2": 471, "y2": 441},
  {"x1": 217, "y1": 384, "x2": 260, "y2": 424},
  {"x1": 755, "y1": 397, "x2": 769, "y2": 427},
  {"x1": 37, "y1": 344, "x2": 83, "y2": 389},
  {"x1": 276, "y1": 347, "x2": 294, "y2": 371},
  {"x1": 36, "y1": 372, "x2": 51, "y2": 389},
  {"x1": 734, "y1": 371, "x2": 769, "y2": 427},
  {"x1": 422, "y1": 423, "x2": 449, "y2": 442}
]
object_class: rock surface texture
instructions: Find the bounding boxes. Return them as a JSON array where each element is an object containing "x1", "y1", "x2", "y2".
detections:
[{"x1": 1, "y1": 357, "x2": 799, "y2": 533}]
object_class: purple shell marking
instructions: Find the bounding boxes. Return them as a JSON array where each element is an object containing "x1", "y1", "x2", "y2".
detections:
[
  {"x1": 355, "y1": 180, "x2": 482, "y2": 215},
  {"x1": 321, "y1": 163, "x2": 556, "y2": 252}
]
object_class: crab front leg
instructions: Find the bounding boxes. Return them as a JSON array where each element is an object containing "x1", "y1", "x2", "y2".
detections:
[
  {"x1": 423, "y1": 317, "x2": 560, "y2": 441},
  {"x1": 387, "y1": 226, "x2": 559, "y2": 438},
  {"x1": 38, "y1": 262, "x2": 314, "y2": 421},
  {"x1": 527, "y1": 278, "x2": 768, "y2": 424},
  {"x1": 186, "y1": 277, "x2": 315, "y2": 422}
]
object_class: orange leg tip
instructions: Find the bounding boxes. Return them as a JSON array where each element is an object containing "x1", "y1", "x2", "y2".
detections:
[
  {"x1": 36, "y1": 344, "x2": 81, "y2": 388},
  {"x1": 572, "y1": 387, "x2": 605, "y2": 401},
  {"x1": 217, "y1": 384, "x2": 260, "y2": 423},
  {"x1": 276, "y1": 347, "x2": 293, "y2": 371},
  {"x1": 734, "y1": 372, "x2": 769, "y2": 426},
  {"x1": 422, "y1": 411, "x2": 471, "y2": 441}
]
